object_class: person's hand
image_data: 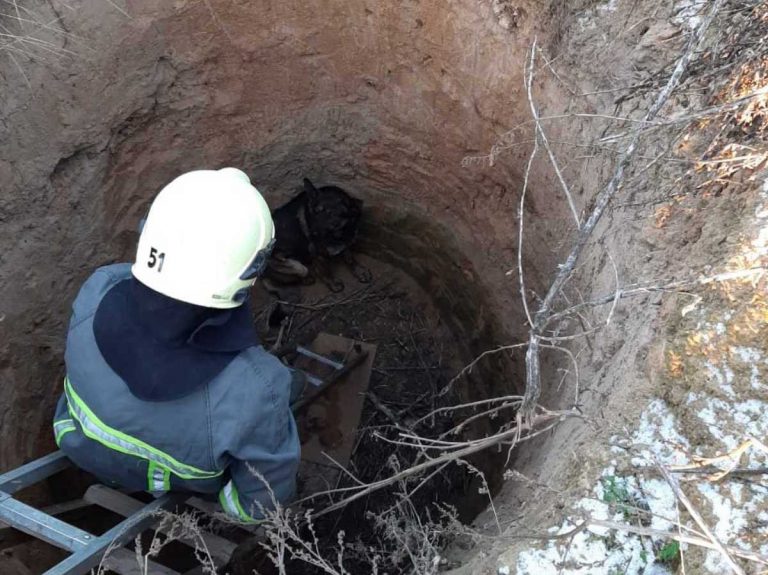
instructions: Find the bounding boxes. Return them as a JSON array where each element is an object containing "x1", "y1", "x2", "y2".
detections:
[{"x1": 289, "y1": 369, "x2": 307, "y2": 404}]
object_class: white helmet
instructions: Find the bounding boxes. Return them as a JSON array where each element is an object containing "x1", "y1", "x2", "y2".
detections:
[{"x1": 132, "y1": 168, "x2": 275, "y2": 309}]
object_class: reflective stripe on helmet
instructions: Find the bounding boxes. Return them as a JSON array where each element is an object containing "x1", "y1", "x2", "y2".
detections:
[{"x1": 64, "y1": 377, "x2": 222, "y2": 480}]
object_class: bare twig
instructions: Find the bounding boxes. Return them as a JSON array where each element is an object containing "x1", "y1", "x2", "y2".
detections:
[
  {"x1": 438, "y1": 344, "x2": 526, "y2": 397},
  {"x1": 413, "y1": 395, "x2": 525, "y2": 428},
  {"x1": 546, "y1": 266, "x2": 767, "y2": 325},
  {"x1": 587, "y1": 518, "x2": 768, "y2": 566},
  {"x1": 201, "y1": 0, "x2": 233, "y2": 41},
  {"x1": 105, "y1": 0, "x2": 130, "y2": 18},
  {"x1": 605, "y1": 251, "x2": 620, "y2": 326},
  {"x1": 670, "y1": 438, "x2": 768, "y2": 481},
  {"x1": 367, "y1": 391, "x2": 408, "y2": 431},
  {"x1": 303, "y1": 410, "x2": 577, "y2": 519},
  {"x1": 541, "y1": 343, "x2": 580, "y2": 408},
  {"x1": 527, "y1": 39, "x2": 581, "y2": 227},
  {"x1": 651, "y1": 454, "x2": 745, "y2": 575},
  {"x1": 623, "y1": 464, "x2": 768, "y2": 478},
  {"x1": 518, "y1": 67, "x2": 539, "y2": 329},
  {"x1": 522, "y1": 0, "x2": 726, "y2": 415}
]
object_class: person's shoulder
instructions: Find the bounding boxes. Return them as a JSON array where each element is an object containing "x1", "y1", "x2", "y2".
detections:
[
  {"x1": 72, "y1": 264, "x2": 132, "y2": 318},
  {"x1": 238, "y1": 346, "x2": 292, "y2": 381},
  {"x1": 91, "y1": 263, "x2": 132, "y2": 282},
  {"x1": 229, "y1": 346, "x2": 293, "y2": 401},
  {"x1": 79, "y1": 263, "x2": 131, "y2": 299}
]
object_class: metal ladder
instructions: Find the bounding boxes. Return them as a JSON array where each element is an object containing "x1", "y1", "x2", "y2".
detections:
[{"x1": 0, "y1": 451, "x2": 188, "y2": 574}]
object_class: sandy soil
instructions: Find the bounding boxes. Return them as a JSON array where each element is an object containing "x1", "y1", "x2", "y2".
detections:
[{"x1": 0, "y1": 0, "x2": 765, "y2": 573}]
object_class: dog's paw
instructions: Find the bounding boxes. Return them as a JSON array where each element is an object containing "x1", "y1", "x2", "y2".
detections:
[
  {"x1": 325, "y1": 277, "x2": 345, "y2": 293},
  {"x1": 353, "y1": 265, "x2": 373, "y2": 284}
]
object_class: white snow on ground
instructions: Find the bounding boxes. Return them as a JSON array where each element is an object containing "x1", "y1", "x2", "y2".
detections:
[
  {"x1": 597, "y1": 0, "x2": 620, "y2": 14},
  {"x1": 673, "y1": 0, "x2": 706, "y2": 30},
  {"x1": 514, "y1": 404, "x2": 682, "y2": 575},
  {"x1": 731, "y1": 347, "x2": 765, "y2": 390},
  {"x1": 704, "y1": 360, "x2": 736, "y2": 398},
  {"x1": 513, "y1": 184, "x2": 768, "y2": 574},
  {"x1": 514, "y1": 390, "x2": 768, "y2": 574},
  {"x1": 694, "y1": 394, "x2": 768, "y2": 453},
  {"x1": 628, "y1": 399, "x2": 690, "y2": 466}
]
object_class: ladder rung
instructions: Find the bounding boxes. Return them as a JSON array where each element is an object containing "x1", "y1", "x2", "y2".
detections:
[
  {"x1": 84, "y1": 486, "x2": 236, "y2": 563},
  {"x1": 0, "y1": 451, "x2": 70, "y2": 494},
  {"x1": 44, "y1": 492, "x2": 185, "y2": 575},
  {"x1": 0, "y1": 498, "x2": 90, "y2": 536},
  {"x1": 296, "y1": 346, "x2": 345, "y2": 370},
  {"x1": 0, "y1": 495, "x2": 180, "y2": 575},
  {"x1": 0, "y1": 493, "x2": 92, "y2": 552}
]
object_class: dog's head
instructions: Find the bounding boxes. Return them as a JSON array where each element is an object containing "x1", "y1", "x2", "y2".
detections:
[{"x1": 303, "y1": 178, "x2": 363, "y2": 256}]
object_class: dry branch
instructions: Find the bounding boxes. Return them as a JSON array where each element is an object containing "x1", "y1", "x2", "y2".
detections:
[
  {"x1": 652, "y1": 454, "x2": 745, "y2": 575},
  {"x1": 527, "y1": 39, "x2": 581, "y2": 227},
  {"x1": 521, "y1": 0, "x2": 726, "y2": 416},
  {"x1": 587, "y1": 518, "x2": 768, "y2": 566},
  {"x1": 302, "y1": 409, "x2": 577, "y2": 519},
  {"x1": 670, "y1": 437, "x2": 768, "y2": 481},
  {"x1": 545, "y1": 266, "x2": 767, "y2": 325},
  {"x1": 438, "y1": 343, "x2": 526, "y2": 397},
  {"x1": 518, "y1": 74, "x2": 539, "y2": 329}
]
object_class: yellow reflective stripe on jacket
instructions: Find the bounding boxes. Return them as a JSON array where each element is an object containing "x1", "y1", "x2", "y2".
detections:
[
  {"x1": 147, "y1": 461, "x2": 171, "y2": 492},
  {"x1": 219, "y1": 480, "x2": 258, "y2": 523},
  {"x1": 64, "y1": 377, "x2": 222, "y2": 480},
  {"x1": 53, "y1": 418, "x2": 76, "y2": 446}
]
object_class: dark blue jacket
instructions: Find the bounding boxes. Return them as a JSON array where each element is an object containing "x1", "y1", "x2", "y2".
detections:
[{"x1": 53, "y1": 264, "x2": 300, "y2": 521}]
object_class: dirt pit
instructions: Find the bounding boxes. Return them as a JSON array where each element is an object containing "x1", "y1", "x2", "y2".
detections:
[
  {"x1": 1, "y1": 2, "x2": 542, "y2": 469},
  {"x1": 255, "y1": 254, "x2": 494, "y2": 500},
  {"x1": 1, "y1": 0, "x2": 763, "y2": 573},
  {"x1": 0, "y1": 0, "x2": 547, "y2": 471},
  {"x1": 2, "y1": 1, "x2": 540, "y2": 570},
  {"x1": 232, "y1": 256, "x2": 500, "y2": 573}
]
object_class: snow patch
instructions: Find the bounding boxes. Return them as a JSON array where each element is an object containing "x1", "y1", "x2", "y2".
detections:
[
  {"x1": 516, "y1": 393, "x2": 768, "y2": 574},
  {"x1": 516, "y1": 404, "x2": 684, "y2": 574},
  {"x1": 514, "y1": 176, "x2": 768, "y2": 574},
  {"x1": 622, "y1": 399, "x2": 690, "y2": 466},
  {"x1": 704, "y1": 360, "x2": 735, "y2": 398},
  {"x1": 673, "y1": 0, "x2": 705, "y2": 30},
  {"x1": 598, "y1": 0, "x2": 619, "y2": 14}
]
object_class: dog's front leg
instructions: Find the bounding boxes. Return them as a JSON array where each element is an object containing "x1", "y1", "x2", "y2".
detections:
[
  {"x1": 313, "y1": 257, "x2": 345, "y2": 292},
  {"x1": 343, "y1": 250, "x2": 372, "y2": 283}
]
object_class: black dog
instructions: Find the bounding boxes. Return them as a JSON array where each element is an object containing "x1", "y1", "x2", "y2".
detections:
[{"x1": 267, "y1": 178, "x2": 371, "y2": 292}]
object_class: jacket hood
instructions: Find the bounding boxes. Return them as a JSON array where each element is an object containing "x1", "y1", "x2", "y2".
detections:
[{"x1": 93, "y1": 276, "x2": 259, "y2": 401}]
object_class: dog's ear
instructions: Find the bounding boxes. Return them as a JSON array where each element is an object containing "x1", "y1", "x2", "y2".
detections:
[{"x1": 303, "y1": 178, "x2": 320, "y2": 203}]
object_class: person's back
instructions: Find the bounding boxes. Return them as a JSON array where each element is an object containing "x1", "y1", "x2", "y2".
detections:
[{"x1": 52, "y1": 168, "x2": 300, "y2": 522}]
